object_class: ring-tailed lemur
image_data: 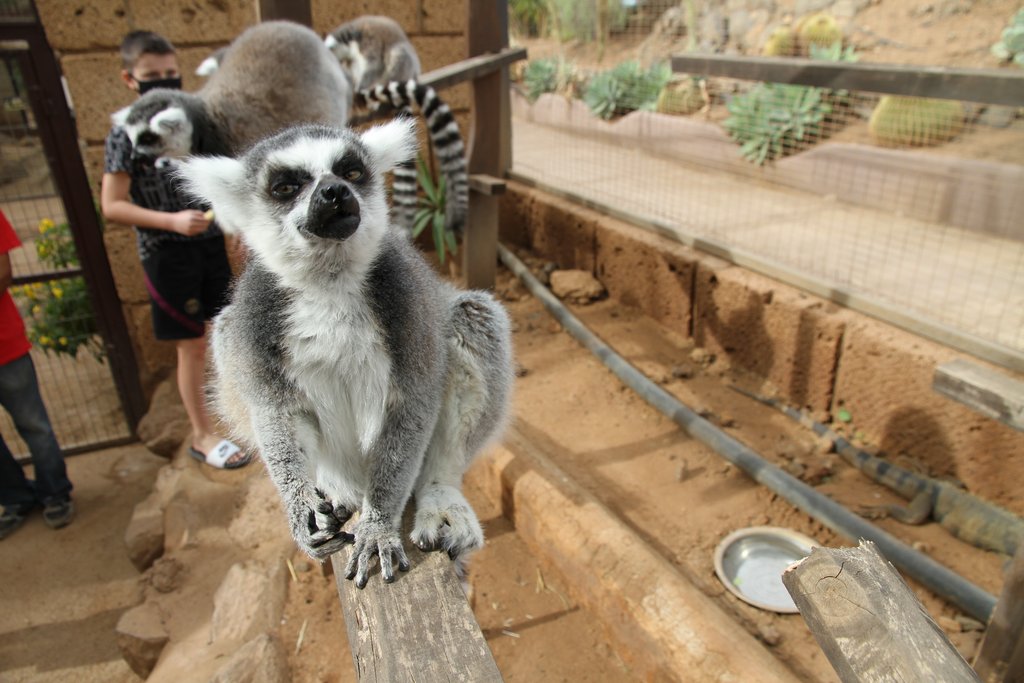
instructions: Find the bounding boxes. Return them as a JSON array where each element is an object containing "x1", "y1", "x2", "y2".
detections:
[
  {"x1": 325, "y1": 16, "x2": 468, "y2": 234},
  {"x1": 175, "y1": 120, "x2": 514, "y2": 587}
]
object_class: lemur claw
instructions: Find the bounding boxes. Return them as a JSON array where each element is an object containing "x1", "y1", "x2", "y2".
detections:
[{"x1": 345, "y1": 518, "x2": 409, "y2": 588}]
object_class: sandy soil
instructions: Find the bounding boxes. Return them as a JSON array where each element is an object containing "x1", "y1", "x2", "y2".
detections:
[{"x1": 0, "y1": 259, "x2": 1005, "y2": 682}]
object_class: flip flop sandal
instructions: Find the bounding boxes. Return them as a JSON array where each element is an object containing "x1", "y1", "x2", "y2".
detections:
[{"x1": 189, "y1": 439, "x2": 252, "y2": 470}]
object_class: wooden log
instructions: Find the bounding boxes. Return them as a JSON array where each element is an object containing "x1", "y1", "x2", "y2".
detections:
[
  {"x1": 974, "y1": 545, "x2": 1024, "y2": 682},
  {"x1": 331, "y1": 543, "x2": 502, "y2": 682},
  {"x1": 782, "y1": 541, "x2": 980, "y2": 683},
  {"x1": 670, "y1": 55, "x2": 1024, "y2": 107},
  {"x1": 933, "y1": 359, "x2": 1024, "y2": 432}
]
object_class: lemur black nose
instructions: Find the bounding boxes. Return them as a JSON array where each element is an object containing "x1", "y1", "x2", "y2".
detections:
[
  {"x1": 319, "y1": 182, "x2": 351, "y2": 206},
  {"x1": 137, "y1": 131, "x2": 160, "y2": 146}
]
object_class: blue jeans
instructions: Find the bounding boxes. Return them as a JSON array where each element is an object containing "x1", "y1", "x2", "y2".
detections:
[{"x1": 0, "y1": 353, "x2": 71, "y2": 511}]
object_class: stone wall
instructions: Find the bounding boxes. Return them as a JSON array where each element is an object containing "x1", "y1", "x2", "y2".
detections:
[
  {"x1": 36, "y1": 0, "x2": 468, "y2": 395},
  {"x1": 500, "y1": 180, "x2": 1024, "y2": 515}
]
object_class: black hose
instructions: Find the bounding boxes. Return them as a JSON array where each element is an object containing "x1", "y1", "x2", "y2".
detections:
[{"x1": 497, "y1": 243, "x2": 996, "y2": 622}]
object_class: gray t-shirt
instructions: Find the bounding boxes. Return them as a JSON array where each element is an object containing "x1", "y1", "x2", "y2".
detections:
[{"x1": 103, "y1": 125, "x2": 221, "y2": 261}]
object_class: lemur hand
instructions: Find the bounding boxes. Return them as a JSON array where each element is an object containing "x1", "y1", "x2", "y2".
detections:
[
  {"x1": 169, "y1": 209, "x2": 211, "y2": 236},
  {"x1": 345, "y1": 513, "x2": 410, "y2": 588},
  {"x1": 293, "y1": 490, "x2": 354, "y2": 561}
]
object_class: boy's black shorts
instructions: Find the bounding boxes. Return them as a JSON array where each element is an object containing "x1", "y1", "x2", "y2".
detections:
[{"x1": 141, "y1": 237, "x2": 232, "y2": 340}]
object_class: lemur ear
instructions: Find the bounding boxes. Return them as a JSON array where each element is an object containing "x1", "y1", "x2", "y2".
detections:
[
  {"x1": 174, "y1": 156, "x2": 248, "y2": 234},
  {"x1": 360, "y1": 117, "x2": 417, "y2": 174},
  {"x1": 111, "y1": 105, "x2": 131, "y2": 127}
]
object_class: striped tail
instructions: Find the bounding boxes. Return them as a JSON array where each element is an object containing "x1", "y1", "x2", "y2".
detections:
[{"x1": 361, "y1": 80, "x2": 469, "y2": 236}]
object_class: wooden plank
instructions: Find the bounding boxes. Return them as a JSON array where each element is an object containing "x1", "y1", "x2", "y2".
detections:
[
  {"x1": 469, "y1": 174, "x2": 507, "y2": 196},
  {"x1": 782, "y1": 541, "x2": 980, "y2": 683},
  {"x1": 421, "y1": 48, "x2": 527, "y2": 92},
  {"x1": 331, "y1": 544, "x2": 502, "y2": 682},
  {"x1": 462, "y1": 0, "x2": 511, "y2": 290},
  {"x1": 934, "y1": 359, "x2": 1024, "y2": 432},
  {"x1": 974, "y1": 545, "x2": 1024, "y2": 682},
  {"x1": 671, "y1": 55, "x2": 1024, "y2": 107}
]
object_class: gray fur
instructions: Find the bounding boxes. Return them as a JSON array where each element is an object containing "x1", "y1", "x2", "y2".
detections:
[
  {"x1": 325, "y1": 15, "x2": 421, "y2": 91},
  {"x1": 177, "y1": 122, "x2": 513, "y2": 587}
]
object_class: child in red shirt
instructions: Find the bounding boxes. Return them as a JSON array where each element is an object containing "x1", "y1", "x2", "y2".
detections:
[{"x1": 0, "y1": 210, "x2": 74, "y2": 539}]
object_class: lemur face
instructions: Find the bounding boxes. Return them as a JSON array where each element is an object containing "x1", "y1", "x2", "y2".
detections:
[
  {"x1": 177, "y1": 120, "x2": 417, "y2": 270},
  {"x1": 325, "y1": 32, "x2": 368, "y2": 90},
  {"x1": 112, "y1": 90, "x2": 195, "y2": 160}
]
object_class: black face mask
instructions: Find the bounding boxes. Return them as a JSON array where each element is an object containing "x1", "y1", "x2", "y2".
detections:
[{"x1": 136, "y1": 76, "x2": 182, "y2": 94}]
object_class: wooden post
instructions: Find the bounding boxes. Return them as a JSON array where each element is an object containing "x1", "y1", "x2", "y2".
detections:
[
  {"x1": 782, "y1": 541, "x2": 980, "y2": 683},
  {"x1": 463, "y1": 0, "x2": 511, "y2": 290},
  {"x1": 974, "y1": 545, "x2": 1024, "y2": 682},
  {"x1": 331, "y1": 543, "x2": 502, "y2": 682}
]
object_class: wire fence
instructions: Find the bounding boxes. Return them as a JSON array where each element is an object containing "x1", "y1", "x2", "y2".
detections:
[
  {"x1": 0, "y1": 53, "x2": 130, "y2": 458},
  {"x1": 507, "y1": 2, "x2": 1024, "y2": 371}
]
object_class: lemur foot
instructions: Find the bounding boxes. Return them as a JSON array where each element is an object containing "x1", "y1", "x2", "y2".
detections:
[
  {"x1": 345, "y1": 516, "x2": 410, "y2": 589},
  {"x1": 295, "y1": 490, "x2": 354, "y2": 560},
  {"x1": 411, "y1": 486, "x2": 484, "y2": 560}
]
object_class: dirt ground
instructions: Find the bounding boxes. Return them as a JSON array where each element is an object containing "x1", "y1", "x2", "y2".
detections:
[{"x1": 0, "y1": 258, "x2": 1007, "y2": 682}]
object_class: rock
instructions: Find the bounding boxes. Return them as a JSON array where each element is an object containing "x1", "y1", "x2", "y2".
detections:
[
  {"x1": 115, "y1": 601, "x2": 169, "y2": 679},
  {"x1": 147, "y1": 557, "x2": 186, "y2": 593},
  {"x1": 690, "y1": 347, "x2": 715, "y2": 367},
  {"x1": 670, "y1": 365, "x2": 694, "y2": 380},
  {"x1": 937, "y1": 615, "x2": 961, "y2": 633},
  {"x1": 136, "y1": 378, "x2": 190, "y2": 458},
  {"x1": 757, "y1": 622, "x2": 783, "y2": 646},
  {"x1": 163, "y1": 494, "x2": 199, "y2": 553},
  {"x1": 635, "y1": 360, "x2": 671, "y2": 385},
  {"x1": 211, "y1": 560, "x2": 288, "y2": 644},
  {"x1": 955, "y1": 615, "x2": 985, "y2": 632},
  {"x1": 124, "y1": 492, "x2": 165, "y2": 572},
  {"x1": 152, "y1": 465, "x2": 184, "y2": 507},
  {"x1": 812, "y1": 435, "x2": 835, "y2": 455},
  {"x1": 979, "y1": 105, "x2": 1018, "y2": 129},
  {"x1": 549, "y1": 269, "x2": 605, "y2": 304},
  {"x1": 210, "y1": 634, "x2": 289, "y2": 683}
]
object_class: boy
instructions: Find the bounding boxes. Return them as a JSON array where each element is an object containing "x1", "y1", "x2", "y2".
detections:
[
  {"x1": 0, "y1": 209, "x2": 74, "y2": 538},
  {"x1": 100, "y1": 31, "x2": 250, "y2": 469}
]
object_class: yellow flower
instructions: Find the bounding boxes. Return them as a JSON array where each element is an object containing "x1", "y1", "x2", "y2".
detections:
[
  {"x1": 37, "y1": 244, "x2": 48, "y2": 258},
  {"x1": 32, "y1": 305, "x2": 40, "y2": 315},
  {"x1": 51, "y1": 286, "x2": 63, "y2": 299},
  {"x1": 59, "y1": 337, "x2": 68, "y2": 346},
  {"x1": 38, "y1": 219, "x2": 54, "y2": 233},
  {"x1": 39, "y1": 335, "x2": 52, "y2": 346}
]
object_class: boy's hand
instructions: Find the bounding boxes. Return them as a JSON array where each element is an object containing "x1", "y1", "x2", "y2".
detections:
[{"x1": 169, "y1": 210, "x2": 211, "y2": 236}]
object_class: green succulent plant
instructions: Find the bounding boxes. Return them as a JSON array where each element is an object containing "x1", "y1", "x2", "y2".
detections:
[
  {"x1": 868, "y1": 96, "x2": 965, "y2": 147},
  {"x1": 723, "y1": 84, "x2": 831, "y2": 165},
  {"x1": 991, "y1": 8, "x2": 1024, "y2": 67},
  {"x1": 523, "y1": 58, "x2": 559, "y2": 102},
  {"x1": 583, "y1": 61, "x2": 672, "y2": 120}
]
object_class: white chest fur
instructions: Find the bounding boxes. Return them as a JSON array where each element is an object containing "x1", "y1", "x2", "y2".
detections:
[{"x1": 283, "y1": 283, "x2": 392, "y2": 500}]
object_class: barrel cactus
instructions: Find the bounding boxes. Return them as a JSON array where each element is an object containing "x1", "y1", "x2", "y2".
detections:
[
  {"x1": 656, "y1": 78, "x2": 706, "y2": 115},
  {"x1": 797, "y1": 13, "x2": 843, "y2": 52},
  {"x1": 868, "y1": 96, "x2": 965, "y2": 147},
  {"x1": 762, "y1": 26, "x2": 797, "y2": 57}
]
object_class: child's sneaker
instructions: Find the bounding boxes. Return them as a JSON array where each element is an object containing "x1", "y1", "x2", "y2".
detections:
[
  {"x1": 43, "y1": 499, "x2": 74, "y2": 529},
  {"x1": 0, "y1": 505, "x2": 32, "y2": 540}
]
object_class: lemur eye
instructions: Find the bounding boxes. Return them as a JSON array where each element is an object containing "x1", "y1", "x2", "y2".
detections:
[
  {"x1": 342, "y1": 168, "x2": 364, "y2": 182},
  {"x1": 271, "y1": 182, "x2": 301, "y2": 199}
]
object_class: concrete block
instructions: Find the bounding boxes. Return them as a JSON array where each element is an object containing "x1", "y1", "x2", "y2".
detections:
[
  {"x1": 498, "y1": 183, "x2": 534, "y2": 248},
  {"x1": 694, "y1": 263, "x2": 845, "y2": 416},
  {"x1": 595, "y1": 217, "x2": 697, "y2": 341},
  {"x1": 102, "y1": 226, "x2": 148, "y2": 304},
  {"x1": 423, "y1": 0, "x2": 464, "y2": 33},
  {"x1": 411, "y1": 35, "x2": 467, "y2": 72},
  {"x1": 312, "y1": 0, "x2": 421, "y2": 35},
  {"x1": 126, "y1": 0, "x2": 257, "y2": 45},
  {"x1": 82, "y1": 144, "x2": 106, "y2": 199},
  {"x1": 35, "y1": 0, "x2": 130, "y2": 50},
  {"x1": 527, "y1": 193, "x2": 597, "y2": 273},
  {"x1": 60, "y1": 52, "x2": 129, "y2": 144},
  {"x1": 834, "y1": 318, "x2": 1024, "y2": 514}
]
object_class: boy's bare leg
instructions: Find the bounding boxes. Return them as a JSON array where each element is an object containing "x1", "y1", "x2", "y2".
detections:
[{"x1": 176, "y1": 336, "x2": 247, "y2": 465}]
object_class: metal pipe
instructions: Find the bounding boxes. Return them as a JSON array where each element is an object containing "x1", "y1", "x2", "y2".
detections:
[{"x1": 497, "y1": 243, "x2": 997, "y2": 621}]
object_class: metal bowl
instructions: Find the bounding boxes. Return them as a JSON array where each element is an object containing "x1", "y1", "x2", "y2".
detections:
[{"x1": 714, "y1": 526, "x2": 819, "y2": 613}]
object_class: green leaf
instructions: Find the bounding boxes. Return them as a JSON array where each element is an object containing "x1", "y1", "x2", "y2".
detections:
[
  {"x1": 837, "y1": 408, "x2": 852, "y2": 423},
  {"x1": 433, "y1": 212, "x2": 446, "y2": 264},
  {"x1": 412, "y1": 209, "x2": 431, "y2": 238}
]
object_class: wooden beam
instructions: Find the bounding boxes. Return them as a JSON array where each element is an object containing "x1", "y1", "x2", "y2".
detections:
[
  {"x1": 462, "y1": 0, "x2": 511, "y2": 290},
  {"x1": 974, "y1": 545, "x2": 1024, "y2": 682},
  {"x1": 469, "y1": 174, "x2": 507, "y2": 196},
  {"x1": 331, "y1": 545, "x2": 502, "y2": 682},
  {"x1": 933, "y1": 359, "x2": 1024, "y2": 432},
  {"x1": 782, "y1": 541, "x2": 980, "y2": 683},
  {"x1": 421, "y1": 48, "x2": 527, "y2": 92},
  {"x1": 671, "y1": 55, "x2": 1024, "y2": 107}
]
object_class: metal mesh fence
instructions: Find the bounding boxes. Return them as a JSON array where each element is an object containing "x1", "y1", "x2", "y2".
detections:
[
  {"x1": 507, "y1": 2, "x2": 1024, "y2": 370},
  {"x1": 0, "y1": 54, "x2": 130, "y2": 458}
]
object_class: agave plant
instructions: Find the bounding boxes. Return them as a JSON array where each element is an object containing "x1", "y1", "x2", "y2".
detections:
[
  {"x1": 723, "y1": 84, "x2": 831, "y2": 165},
  {"x1": 992, "y1": 8, "x2": 1024, "y2": 67},
  {"x1": 583, "y1": 61, "x2": 672, "y2": 120},
  {"x1": 413, "y1": 156, "x2": 457, "y2": 265},
  {"x1": 523, "y1": 58, "x2": 559, "y2": 102}
]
